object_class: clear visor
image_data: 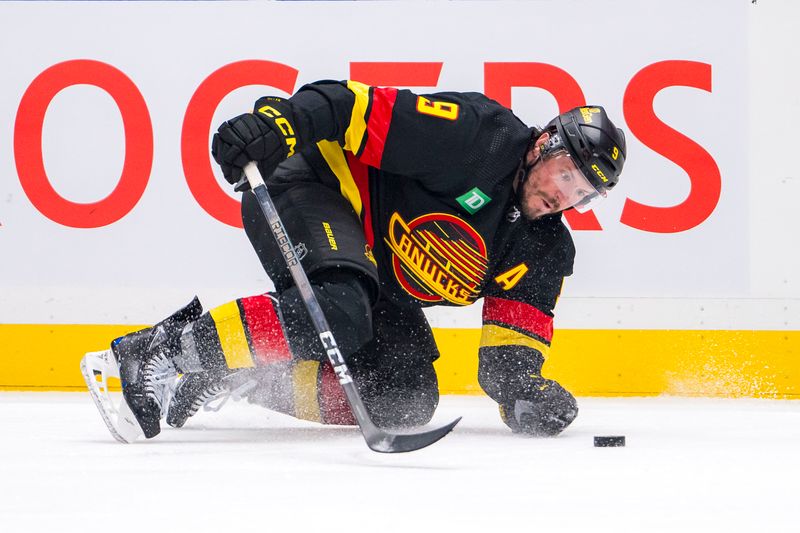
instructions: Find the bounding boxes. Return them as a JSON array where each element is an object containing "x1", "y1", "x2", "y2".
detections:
[{"x1": 541, "y1": 150, "x2": 605, "y2": 214}]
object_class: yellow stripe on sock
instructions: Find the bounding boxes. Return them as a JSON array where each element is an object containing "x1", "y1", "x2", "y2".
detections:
[
  {"x1": 292, "y1": 360, "x2": 322, "y2": 422},
  {"x1": 209, "y1": 301, "x2": 254, "y2": 369}
]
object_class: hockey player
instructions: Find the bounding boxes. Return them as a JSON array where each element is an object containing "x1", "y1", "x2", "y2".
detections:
[{"x1": 82, "y1": 80, "x2": 626, "y2": 443}]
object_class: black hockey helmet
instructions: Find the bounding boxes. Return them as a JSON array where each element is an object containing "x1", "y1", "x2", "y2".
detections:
[{"x1": 541, "y1": 106, "x2": 626, "y2": 208}]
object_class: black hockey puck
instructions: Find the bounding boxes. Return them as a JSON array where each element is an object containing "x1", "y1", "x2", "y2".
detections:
[{"x1": 594, "y1": 435, "x2": 625, "y2": 447}]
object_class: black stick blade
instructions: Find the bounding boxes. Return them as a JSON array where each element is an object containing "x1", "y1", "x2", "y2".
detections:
[{"x1": 365, "y1": 417, "x2": 462, "y2": 453}]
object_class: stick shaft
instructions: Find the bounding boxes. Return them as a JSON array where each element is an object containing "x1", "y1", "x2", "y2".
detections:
[{"x1": 243, "y1": 163, "x2": 373, "y2": 426}]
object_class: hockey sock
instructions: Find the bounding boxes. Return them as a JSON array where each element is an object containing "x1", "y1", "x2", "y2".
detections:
[
  {"x1": 175, "y1": 272, "x2": 372, "y2": 373},
  {"x1": 174, "y1": 293, "x2": 292, "y2": 373},
  {"x1": 244, "y1": 360, "x2": 356, "y2": 425}
]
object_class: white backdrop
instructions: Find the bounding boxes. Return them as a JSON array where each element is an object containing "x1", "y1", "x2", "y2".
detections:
[{"x1": 0, "y1": 0, "x2": 795, "y2": 330}]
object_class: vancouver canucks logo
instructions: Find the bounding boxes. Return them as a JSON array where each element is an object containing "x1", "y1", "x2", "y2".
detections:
[{"x1": 385, "y1": 212, "x2": 488, "y2": 305}]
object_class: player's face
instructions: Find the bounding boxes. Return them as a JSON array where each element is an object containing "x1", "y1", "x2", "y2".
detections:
[{"x1": 519, "y1": 148, "x2": 596, "y2": 220}]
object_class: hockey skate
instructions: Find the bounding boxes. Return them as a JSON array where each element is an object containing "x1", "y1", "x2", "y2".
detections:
[
  {"x1": 80, "y1": 298, "x2": 203, "y2": 443},
  {"x1": 166, "y1": 369, "x2": 258, "y2": 428}
]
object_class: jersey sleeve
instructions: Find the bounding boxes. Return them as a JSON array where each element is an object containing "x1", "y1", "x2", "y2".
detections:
[
  {"x1": 279, "y1": 80, "x2": 524, "y2": 184},
  {"x1": 477, "y1": 217, "x2": 575, "y2": 404}
]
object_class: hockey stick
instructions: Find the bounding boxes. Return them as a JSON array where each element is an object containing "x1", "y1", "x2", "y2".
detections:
[{"x1": 242, "y1": 162, "x2": 461, "y2": 453}]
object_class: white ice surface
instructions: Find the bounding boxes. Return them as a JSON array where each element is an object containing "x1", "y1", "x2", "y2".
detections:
[{"x1": 0, "y1": 393, "x2": 798, "y2": 533}]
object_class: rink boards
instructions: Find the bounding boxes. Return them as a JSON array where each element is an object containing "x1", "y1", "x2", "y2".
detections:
[{"x1": 1, "y1": 324, "x2": 798, "y2": 398}]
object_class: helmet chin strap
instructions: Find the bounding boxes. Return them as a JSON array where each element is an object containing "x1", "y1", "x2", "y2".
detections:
[{"x1": 514, "y1": 132, "x2": 542, "y2": 206}]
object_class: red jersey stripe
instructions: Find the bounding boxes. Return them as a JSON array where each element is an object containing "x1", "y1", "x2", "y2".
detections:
[
  {"x1": 482, "y1": 296, "x2": 553, "y2": 342},
  {"x1": 346, "y1": 152, "x2": 374, "y2": 249},
  {"x1": 239, "y1": 294, "x2": 292, "y2": 364},
  {"x1": 359, "y1": 87, "x2": 398, "y2": 168}
]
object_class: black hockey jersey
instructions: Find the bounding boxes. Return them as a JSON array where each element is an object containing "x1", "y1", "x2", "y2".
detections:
[{"x1": 282, "y1": 80, "x2": 575, "y2": 400}]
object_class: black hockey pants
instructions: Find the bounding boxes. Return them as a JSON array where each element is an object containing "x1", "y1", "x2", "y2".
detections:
[{"x1": 241, "y1": 154, "x2": 440, "y2": 427}]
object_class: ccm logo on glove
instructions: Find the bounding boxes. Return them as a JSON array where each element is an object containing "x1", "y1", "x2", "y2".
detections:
[{"x1": 257, "y1": 103, "x2": 297, "y2": 156}]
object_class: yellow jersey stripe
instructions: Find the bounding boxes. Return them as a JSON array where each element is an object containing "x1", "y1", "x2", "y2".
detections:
[
  {"x1": 480, "y1": 324, "x2": 551, "y2": 356},
  {"x1": 209, "y1": 301, "x2": 254, "y2": 369},
  {"x1": 344, "y1": 80, "x2": 370, "y2": 153},
  {"x1": 292, "y1": 360, "x2": 322, "y2": 423},
  {"x1": 317, "y1": 140, "x2": 363, "y2": 217}
]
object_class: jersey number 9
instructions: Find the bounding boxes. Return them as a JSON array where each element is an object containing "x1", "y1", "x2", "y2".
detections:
[{"x1": 416, "y1": 96, "x2": 460, "y2": 121}]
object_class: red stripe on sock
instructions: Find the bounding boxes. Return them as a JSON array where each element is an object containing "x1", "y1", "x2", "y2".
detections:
[
  {"x1": 318, "y1": 363, "x2": 356, "y2": 425},
  {"x1": 240, "y1": 294, "x2": 292, "y2": 364}
]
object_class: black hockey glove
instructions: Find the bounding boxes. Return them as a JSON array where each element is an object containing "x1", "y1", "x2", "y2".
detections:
[
  {"x1": 211, "y1": 97, "x2": 298, "y2": 191},
  {"x1": 499, "y1": 377, "x2": 578, "y2": 437}
]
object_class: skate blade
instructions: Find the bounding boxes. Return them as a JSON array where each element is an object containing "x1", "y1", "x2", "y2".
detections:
[{"x1": 80, "y1": 349, "x2": 144, "y2": 443}]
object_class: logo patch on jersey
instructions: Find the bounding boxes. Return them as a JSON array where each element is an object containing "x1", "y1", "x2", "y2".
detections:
[
  {"x1": 456, "y1": 187, "x2": 491, "y2": 214},
  {"x1": 385, "y1": 212, "x2": 488, "y2": 306},
  {"x1": 506, "y1": 205, "x2": 521, "y2": 222},
  {"x1": 494, "y1": 263, "x2": 529, "y2": 290}
]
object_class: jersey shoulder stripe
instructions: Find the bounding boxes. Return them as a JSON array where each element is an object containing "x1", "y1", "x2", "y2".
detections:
[{"x1": 360, "y1": 86, "x2": 398, "y2": 167}]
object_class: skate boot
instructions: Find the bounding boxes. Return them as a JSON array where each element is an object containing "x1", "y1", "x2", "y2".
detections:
[
  {"x1": 166, "y1": 369, "x2": 258, "y2": 428},
  {"x1": 81, "y1": 297, "x2": 203, "y2": 443}
]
